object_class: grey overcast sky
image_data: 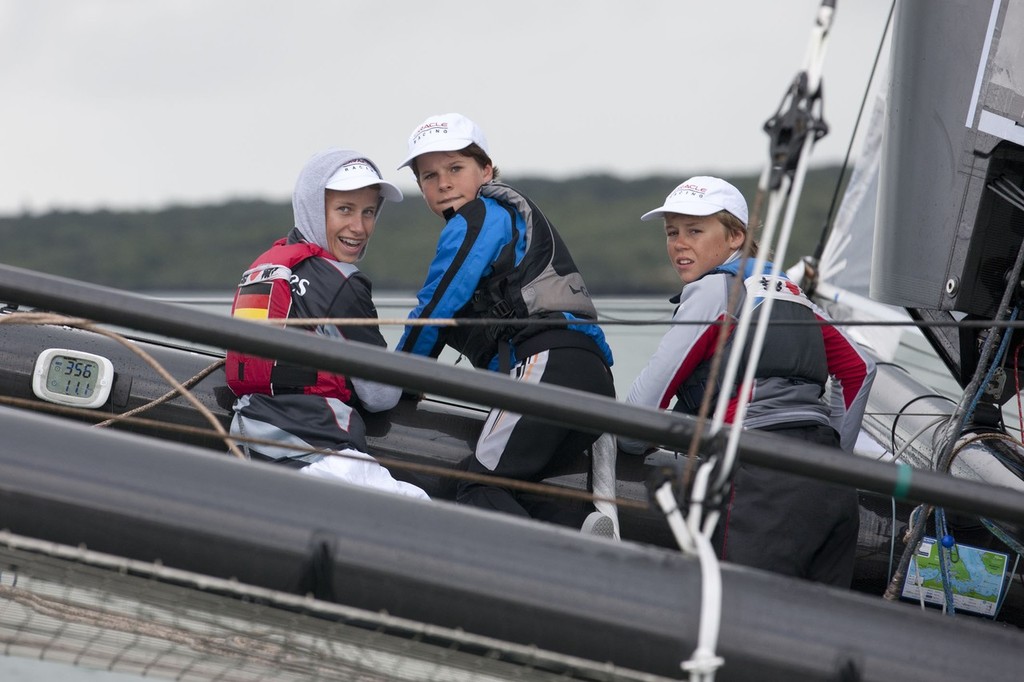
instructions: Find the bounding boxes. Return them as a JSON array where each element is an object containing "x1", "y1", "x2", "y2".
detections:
[{"x1": 0, "y1": 0, "x2": 892, "y2": 216}]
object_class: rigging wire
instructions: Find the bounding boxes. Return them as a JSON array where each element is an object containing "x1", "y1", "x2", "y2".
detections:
[
  {"x1": 258, "y1": 314, "x2": 1024, "y2": 331},
  {"x1": 810, "y1": 0, "x2": 896, "y2": 265},
  {"x1": 962, "y1": 306, "x2": 1019, "y2": 426},
  {"x1": 934, "y1": 507, "x2": 957, "y2": 615},
  {"x1": 1015, "y1": 339, "x2": 1024, "y2": 441},
  {"x1": 890, "y1": 417, "x2": 950, "y2": 464},
  {"x1": 888, "y1": 394, "x2": 956, "y2": 458}
]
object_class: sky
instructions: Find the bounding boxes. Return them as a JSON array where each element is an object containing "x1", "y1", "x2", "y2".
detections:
[{"x1": 0, "y1": 1, "x2": 893, "y2": 217}]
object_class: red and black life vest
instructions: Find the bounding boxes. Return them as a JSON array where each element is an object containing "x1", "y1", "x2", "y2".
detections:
[{"x1": 225, "y1": 239, "x2": 352, "y2": 402}]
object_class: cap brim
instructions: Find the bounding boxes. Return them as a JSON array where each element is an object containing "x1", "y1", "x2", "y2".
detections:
[
  {"x1": 640, "y1": 199, "x2": 729, "y2": 222},
  {"x1": 325, "y1": 178, "x2": 404, "y2": 202},
  {"x1": 639, "y1": 207, "x2": 667, "y2": 221},
  {"x1": 397, "y1": 137, "x2": 475, "y2": 170}
]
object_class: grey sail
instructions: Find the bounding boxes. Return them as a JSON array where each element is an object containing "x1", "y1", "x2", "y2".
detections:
[{"x1": 873, "y1": 0, "x2": 1024, "y2": 388}]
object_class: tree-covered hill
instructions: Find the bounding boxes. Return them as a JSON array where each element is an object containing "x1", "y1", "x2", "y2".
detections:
[{"x1": 0, "y1": 167, "x2": 845, "y2": 295}]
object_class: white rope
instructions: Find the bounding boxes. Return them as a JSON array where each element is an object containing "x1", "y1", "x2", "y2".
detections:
[
  {"x1": 713, "y1": 153, "x2": 814, "y2": 492},
  {"x1": 892, "y1": 416, "x2": 950, "y2": 463},
  {"x1": 654, "y1": 463, "x2": 724, "y2": 682},
  {"x1": 661, "y1": 5, "x2": 837, "y2": 681},
  {"x1": 655, "y1": 479, "x2": 696, "y2": 554},
  {"x1": 709, "y1": 1, "x2": 835, "y2": 493}
]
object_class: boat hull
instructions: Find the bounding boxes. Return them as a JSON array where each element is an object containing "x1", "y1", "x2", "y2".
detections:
[{"x1": 2, "y1": 405, "x2": 1023, "y2": 681}]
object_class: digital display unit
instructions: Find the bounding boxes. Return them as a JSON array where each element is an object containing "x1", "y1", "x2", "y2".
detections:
[{"x1": 31, "y1": 348, "x2": 114, "y2": 409}]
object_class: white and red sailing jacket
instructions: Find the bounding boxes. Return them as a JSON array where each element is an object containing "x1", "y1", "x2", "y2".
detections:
[{"x1": 623, "y1": 254, "x2": 875, "y2": 453}]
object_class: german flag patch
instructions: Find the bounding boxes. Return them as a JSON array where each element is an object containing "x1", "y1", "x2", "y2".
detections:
[{"x1": 233, "y1": 281, "x2": 274, "y2": 320}]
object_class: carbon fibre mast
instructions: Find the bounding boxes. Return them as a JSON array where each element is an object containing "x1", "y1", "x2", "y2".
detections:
[{"x1": 797, "y1": 0, "x2": 1024, "y2": 617}]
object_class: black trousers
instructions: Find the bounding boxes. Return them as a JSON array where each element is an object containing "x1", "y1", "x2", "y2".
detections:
[
  {"x1": 712, "y1": 423, "x2": 860, "y2": 587},
  {"x1": 457, "y1": 346, "x2": 615, "y2": 527}
]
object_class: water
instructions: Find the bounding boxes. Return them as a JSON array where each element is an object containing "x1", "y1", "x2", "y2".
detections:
[
  {"x1": 373, "y1": 295, "x2": 674, "y2": 398},
  {"x1": 143, "y1": 294, "x2": 678, "y2": 398}
]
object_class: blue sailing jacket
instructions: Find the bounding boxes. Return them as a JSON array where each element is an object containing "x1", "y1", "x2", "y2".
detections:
[{"x1": 398, "y1": 183, "x2": 612, "y2": 372}]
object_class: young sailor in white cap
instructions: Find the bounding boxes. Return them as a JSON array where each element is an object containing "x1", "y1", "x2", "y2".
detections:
[
  {"x1": 622, "y1": 176, "x2": 876, "y2": 585},
  {"x1": 226, "y1": 148, "x2": 429, "y2": 500},
  {"x1": 396, "y1": 113, "x2": 617, "y2": 533}
]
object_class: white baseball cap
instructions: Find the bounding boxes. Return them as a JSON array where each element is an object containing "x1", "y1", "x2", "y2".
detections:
[
  {"x1": 398, "y1": 113, "x2": 490, "y2": 169},
  {"x1": 325, "y1": 158, "x2": 403, "y2": 202},
  {"x1": 640, "y1": 176, "x2": 748, "y2": 226}
]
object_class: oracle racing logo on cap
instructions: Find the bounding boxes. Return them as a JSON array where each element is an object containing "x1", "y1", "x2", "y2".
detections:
[
  {"x1": 667, "y1": 182, "x2": 709, "y2": 200},
  {"x1": 338, "y1": 159, "x2": 379, "y2": 177},
  {"x1": 412, "y1": 121, "x2": 448, "y2": 144}
]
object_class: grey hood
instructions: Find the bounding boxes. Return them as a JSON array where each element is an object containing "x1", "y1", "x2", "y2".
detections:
[{"x1": 291, "y1": 148, "x2": 399, "y2": 257}]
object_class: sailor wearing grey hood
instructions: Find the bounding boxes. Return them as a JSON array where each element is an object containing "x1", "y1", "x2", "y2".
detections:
[{"x1": 226, "y1": 148, "x2": 429, "y2": 500}]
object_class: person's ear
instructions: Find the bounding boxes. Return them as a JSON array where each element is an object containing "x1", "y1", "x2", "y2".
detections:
[{"x1": 729, "y1": 228, "x2": 745, "y2": 250}]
